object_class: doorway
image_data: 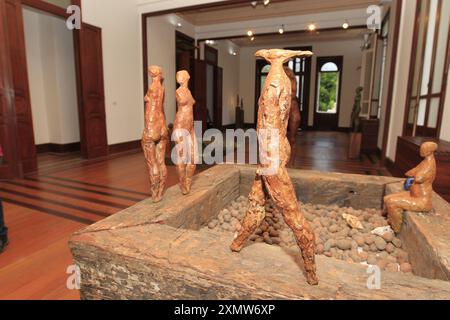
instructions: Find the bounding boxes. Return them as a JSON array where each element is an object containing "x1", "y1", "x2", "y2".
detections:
[
  {"x1": 313, "y1": 56, "x2": 343, "y2": 131},
  {"x1": 204, "y1": 44, "x2": 222, "y2": 129},
  {"x1": 0, "y1": 0, "x2": 108, "y2": 179},
  {"x1": 23, "y1": 6, "x2": 81, "y2": 166}
]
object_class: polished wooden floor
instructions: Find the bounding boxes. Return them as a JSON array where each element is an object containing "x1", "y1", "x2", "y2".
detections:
[{"x1": 0, "y1": 131, "x2": 389, "y2": 300}]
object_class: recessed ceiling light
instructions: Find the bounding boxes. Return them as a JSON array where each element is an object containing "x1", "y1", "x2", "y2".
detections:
[
  {"x1": 176, "y1": 22, "x2": 182, "y2": 28},
  {"x1": 263, "y1": 0, "x2": 270, "y2": 6},
  {"x1": 250, "y1": 36, "x2": 255, "y2": 41},
  {"x1": 278, "y1": 25, "x2": 285, "y2": 34},
  {"x1": 308, "y1": 23, "x2": 316, "y2": 31},
  {"x1": 247, "y1": 30, "x2": 254, "y2": 37},
  {"x1": 343, "y1": 21, "x2": 350, "y2": 29},
  {"x1": 251, "y1": 1, "x2": 258, "y2": 7}
]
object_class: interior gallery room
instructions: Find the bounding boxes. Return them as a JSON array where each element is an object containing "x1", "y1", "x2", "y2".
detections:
[{"x1": 0, "y1": 0, "x2": 450, "y2": 302}]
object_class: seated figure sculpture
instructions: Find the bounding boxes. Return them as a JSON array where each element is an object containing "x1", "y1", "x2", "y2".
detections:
[
  {"x1": 142, "y1": 65, "x2": 169, "y2": 203},
  {"x1": 174, "y1": 70, "x2": 197, "y2": 195},
  {"x1": 230, "y1": 49, "x2": 318, "y2": 286},
  {"x1": 384, "y1": 141, "x2": 438, "y2": 233}
]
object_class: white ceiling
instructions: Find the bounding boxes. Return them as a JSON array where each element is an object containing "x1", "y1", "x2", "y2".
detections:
[
  {"x1": 230, "y1": 28, "x2": 367, "y2": 47},
  {"x1": 194, "y1": 8, "x2": 372, "y2": 40}
]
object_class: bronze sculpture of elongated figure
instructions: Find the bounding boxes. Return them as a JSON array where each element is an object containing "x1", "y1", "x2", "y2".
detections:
[
  {"x1": 384, "y1": 142, "x2": 437, "y2": 233},
  {"x1": 284, "y1": 67, "x2": 301, "y2": 167},
  {"x1": 174, "y1": 70, "x2": 197, "y2": 195},
  {"x1": 142, "y1": 65, "x2": 169, "y2": 202},
  {"x1": 230, "y1": 49, "x2": 318, "y2": 285}
]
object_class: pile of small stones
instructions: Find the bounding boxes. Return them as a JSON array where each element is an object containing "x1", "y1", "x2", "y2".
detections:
[{"x1": 205, "y1": 196, "x2": 413, "y2": 274}]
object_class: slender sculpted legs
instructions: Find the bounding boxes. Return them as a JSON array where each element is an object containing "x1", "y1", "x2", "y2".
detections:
[
  {"x1": 175, "y1": 130, "x2": 196, "y2": 195},
  {"x1": 142, "y1": 138, "x2": 159, "y2": 202},
  {"x1": 231, "y1": 170, "x2": 318, "y2": 285},
  {"x1": 142, "y1": 135, "x2": 167, "y2": 203},
  {"x1": 264, "y1": 168, "x2": 318, "y2": 285},
  {"x1": 230, "y1": 176, "x2": 266, "y2": 252},
  {"x1": 155, "y1": 136, "x2": 168, "y2": 201}
]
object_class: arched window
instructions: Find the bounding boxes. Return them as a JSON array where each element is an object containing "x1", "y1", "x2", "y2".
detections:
[
  {"x1": 320, "y1": 62, "x2": 338, "y2": 72},
  {"x1": 316, "y1": 60, "x2": 341, "y2": 114},
  {"x1": 314, "y1": 56, "x2": 343, "y2": 131}
]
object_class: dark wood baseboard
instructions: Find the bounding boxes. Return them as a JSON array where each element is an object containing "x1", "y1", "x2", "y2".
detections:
[
  {"x1": 376, "y1": 147, "x2": 382, "y2": 158},
  {"x1": 36, "y1": 143, "x2": 81, "y2": 154},
  {"x1": 108, "y1": 140, "x2": 141, "y2": 154},
  {"x1": 337, "y1": 127, "x2": 351, "y2": 133}
]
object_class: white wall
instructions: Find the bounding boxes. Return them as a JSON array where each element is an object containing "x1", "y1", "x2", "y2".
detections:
[
  {"x1": 217, "y1": 40, "x2": 240, "y2": 126},
  {"x1": 23, "y1": 7, "x2": 80, "y2": 145},
  {"x1": 239, "y1": 38, "x2": 363, "y2": 127},
  {"x1": 146, "y1": 14, "x2": 195, "y2": 124},
  {"x1": 385, "y1": 1, "x2": 416, "y2": 160},
  {"x1": 81, "y1": 0, "x2": 143, "y2": 145}
]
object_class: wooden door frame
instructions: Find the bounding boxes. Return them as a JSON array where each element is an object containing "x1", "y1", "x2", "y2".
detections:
[
  {"x1": 22, "y1": 0, "x2": 79, "y2": 17},
  {"x1": 313, "y1": 55, "x2": 344, "y2": 131},
  {"x1": 401, "y1": 0, "x2": 449, "y2": 138},
  {"x1": 0, "y1": 0, "x2": 21, "y2": 179},
  {"x1": 381, "y1": 0, "x2": 403, "y2": 163}
]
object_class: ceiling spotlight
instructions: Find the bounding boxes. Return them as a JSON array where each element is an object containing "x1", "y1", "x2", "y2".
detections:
[
  {"x1": 308, "y1": 23, "x2": 316, "y2": 31},
  {"x1": 230, "y1": 51, "x2": 237, "y2": 56},
  {"x1": 176, "y1": 22, "x2": 182, "y2": 28},
  {"x1": 251, "y1": 1, "x2": 258, "y2": 7},
  {"x1": 250, "y1": 36, "x2": 255, "y2": 41},
  {"x1": 343, "y1": 21, "x2": 350, "y2": 29},
  {"x1": 263, "y1": 0, "x2": 271, "y2": 6},
  {"x1": 278, "y1": 25, "x2": 285, "y2": 34},
  {"x1": 247, "y1": 30, "x2": 254, "y2": 37}
]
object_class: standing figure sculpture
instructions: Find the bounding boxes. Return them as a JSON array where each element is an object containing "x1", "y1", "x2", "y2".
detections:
[
  {"x1": 230, "y1": 49, "x2": 318, "y2": 285},
  {"x1": 174, "y1": 70, "x2": 197, "y2": 195},
  {"x1": 142, "y1": 65, "x2": 169, "y2": 203},
  {"x1": 284, "y1": 67, "x2": 301, "y2": 167},
  {"x1": 384, "y1": 142, "x2": 437, "y2": 233}
]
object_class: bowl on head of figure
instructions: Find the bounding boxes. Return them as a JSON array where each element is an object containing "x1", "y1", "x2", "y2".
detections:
[{"x1": 255, "y1": 49, "x2": 313, "y2": 63}]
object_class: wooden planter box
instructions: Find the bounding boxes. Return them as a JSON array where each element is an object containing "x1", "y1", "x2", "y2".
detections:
[{"x1": 69, "y1": 165, "x2": 450, "y2": 300}]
